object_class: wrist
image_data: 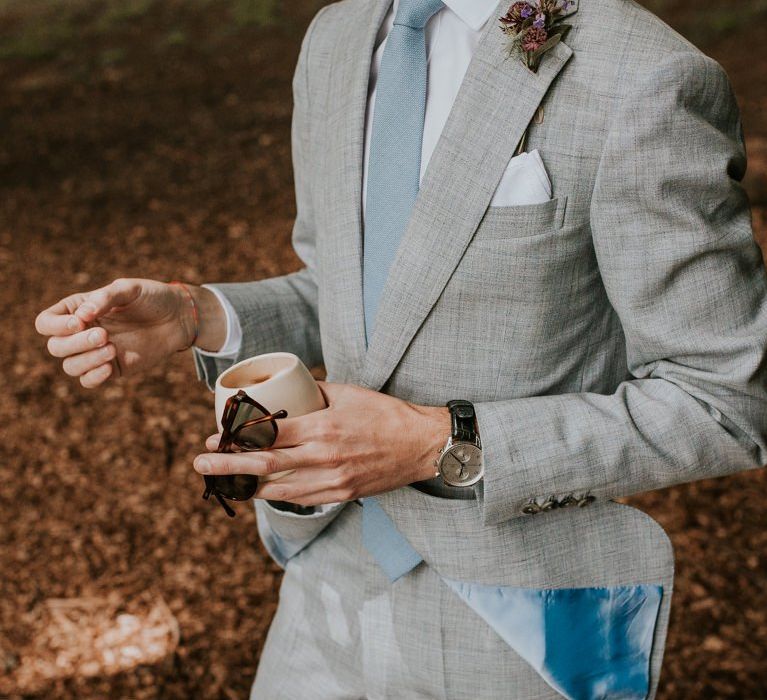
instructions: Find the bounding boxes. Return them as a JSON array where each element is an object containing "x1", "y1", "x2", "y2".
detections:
[
  {"x1": 168, "y1": 282, "x2": 197, "y2": 353},
  {"x1": 411, "y1": 404, "x2": 452, "y2": 482},
  {"x1": 188, "y1": 285, "x2": 228, "y2": 352}
]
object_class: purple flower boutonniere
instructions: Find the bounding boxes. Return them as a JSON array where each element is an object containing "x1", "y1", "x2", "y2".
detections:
[{"x1": 500, "y1": 0, "x2": 574, "y2": 73}]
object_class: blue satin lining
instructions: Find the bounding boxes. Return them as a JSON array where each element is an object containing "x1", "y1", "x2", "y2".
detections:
[
  {"x1": 360, "y1": 496, "x2": 663, "y2": 700},
  {"x1": 444, "y1": 579, "x2": 661, "y2": 700}
]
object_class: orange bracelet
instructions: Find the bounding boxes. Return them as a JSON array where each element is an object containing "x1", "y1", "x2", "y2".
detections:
[{"x1": 169, "y1": 281, "x2": 199, "y2": 351}]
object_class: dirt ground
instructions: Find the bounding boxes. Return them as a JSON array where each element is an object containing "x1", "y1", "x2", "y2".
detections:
[{"x1": 0, "y1": 0, "x2": 765, "y2": 698}]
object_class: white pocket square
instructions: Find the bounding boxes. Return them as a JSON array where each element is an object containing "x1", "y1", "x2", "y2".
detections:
[{"x1": 489, "y1": 149, "x2": 553, "y2": 207}]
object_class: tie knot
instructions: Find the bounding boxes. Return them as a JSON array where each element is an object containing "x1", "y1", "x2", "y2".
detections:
[{"x1": 393, "y1": 0, "x2": 445, "y2": 29}]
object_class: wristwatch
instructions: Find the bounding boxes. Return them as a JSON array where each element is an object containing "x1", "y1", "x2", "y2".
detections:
[{"x1": 435, "y1": 400, "x2": 484, "y2": 487}]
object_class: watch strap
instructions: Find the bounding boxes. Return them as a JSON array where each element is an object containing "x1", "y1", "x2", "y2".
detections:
[{"x1": 446, "y1": 399, "x2": 479, "y2": 445}]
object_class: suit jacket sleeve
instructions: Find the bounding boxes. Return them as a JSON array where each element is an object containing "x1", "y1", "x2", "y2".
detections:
[
  {"x1": 474, "y1": 51, "x2": 767, "y2": 526},
  {"x1": 193, "y1": 9, "x2": 324, "y2": 390}
]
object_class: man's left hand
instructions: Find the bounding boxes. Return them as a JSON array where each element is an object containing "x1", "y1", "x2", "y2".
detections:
[{"x1": 193, "y1": 381, "x2": 451, "y2": 506}]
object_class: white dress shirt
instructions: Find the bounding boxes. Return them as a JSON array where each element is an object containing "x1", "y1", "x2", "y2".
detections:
[{"x1": 200, "y1": 0, "x2": 499, "y2": 359}]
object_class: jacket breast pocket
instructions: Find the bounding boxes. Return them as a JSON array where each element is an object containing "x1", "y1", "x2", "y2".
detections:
[{"x1": 476, "y1": 195, "x2": 568, "y2": 242}]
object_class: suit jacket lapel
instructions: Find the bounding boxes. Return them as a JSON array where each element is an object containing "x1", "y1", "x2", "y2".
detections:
[
  {"x1": 324, "y1": 0, "x2": 392, "y2": 383},
  {"x1": 359, "y1": 1, "x2": 575, "y2": 392}
]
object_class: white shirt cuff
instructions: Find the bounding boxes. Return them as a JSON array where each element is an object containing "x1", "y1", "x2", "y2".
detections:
[{"x1": 195, "y1": 284, "x2": 243, "y2": 359}]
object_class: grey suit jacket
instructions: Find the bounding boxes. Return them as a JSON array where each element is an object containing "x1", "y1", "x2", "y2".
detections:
[{"x1": 195, "y1": 0, "x2": 767, "y2": 692}]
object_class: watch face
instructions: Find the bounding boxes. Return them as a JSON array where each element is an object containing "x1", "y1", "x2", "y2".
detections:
[{"x1": 439, "y1": 443, "x2": 484, "y2": 487}]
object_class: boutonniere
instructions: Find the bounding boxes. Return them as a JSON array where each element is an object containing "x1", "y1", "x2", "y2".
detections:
[{"x1": 499, "y1": 0, "x2": 574, "y2": 73}]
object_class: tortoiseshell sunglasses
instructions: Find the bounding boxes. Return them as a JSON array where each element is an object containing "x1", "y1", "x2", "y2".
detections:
[{"x1": 202, "y1": 390, "x2": 288, "y2": 517}]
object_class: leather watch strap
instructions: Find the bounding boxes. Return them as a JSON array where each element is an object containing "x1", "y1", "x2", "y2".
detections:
[{"x1": 446, "y1": 399, "x2": 479, "y2": 444}]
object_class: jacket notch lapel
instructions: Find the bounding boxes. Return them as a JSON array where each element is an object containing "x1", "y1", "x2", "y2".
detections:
[
  {"x1": 323, "y1": 0, "x2": 392, "y2": 383},
  {"x1": 360, "y1": 4, "x2": 574, "y2": 392}
]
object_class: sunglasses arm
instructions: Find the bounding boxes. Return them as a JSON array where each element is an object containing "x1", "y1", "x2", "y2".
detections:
[
  {"x1": 242, "y1": 409, "x2": 288, "y2": 426},
  {"x1": 213, "y1": 491, "x2": 236, "y2": 518},
  {"x1": 202, "y1": 483, "x2": 237, "y2": 518}
]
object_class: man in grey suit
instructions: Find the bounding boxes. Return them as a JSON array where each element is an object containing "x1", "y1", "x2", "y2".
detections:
[{"x1": 37, "y1": 0, "x2": 767, "y2": 696}]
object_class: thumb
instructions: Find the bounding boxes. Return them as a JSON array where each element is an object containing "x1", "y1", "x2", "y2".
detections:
[{"x1": 75, "y1": 278, "x2": 142, "y2": 323}]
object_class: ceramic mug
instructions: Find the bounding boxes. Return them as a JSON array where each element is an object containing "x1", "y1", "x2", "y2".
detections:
[{"x1": 214, "y1": 352, "x2": 326, "y2": 482}]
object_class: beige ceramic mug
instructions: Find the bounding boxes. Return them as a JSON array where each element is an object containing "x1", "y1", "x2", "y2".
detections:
[{"x1": 214, "y1": 352, "x2": 327, "y2": 482}]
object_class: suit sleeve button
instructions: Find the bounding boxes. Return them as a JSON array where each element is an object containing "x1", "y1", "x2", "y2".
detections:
[
  {"x1": 540, "y1": 495, "x2": 557, "y2": 511},
  {"x1": 522, "y1": 500, "x2": 541, "y2": 515}
]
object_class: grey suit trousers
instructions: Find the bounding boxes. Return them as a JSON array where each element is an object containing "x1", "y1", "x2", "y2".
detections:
[{"x1": 251, "y1": 502, "x2": 562, "y2": 700}]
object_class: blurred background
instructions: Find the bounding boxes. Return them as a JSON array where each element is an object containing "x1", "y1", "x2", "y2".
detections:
[{"x1": 0, "y1": 0, "x2": 765, "y2": 697}]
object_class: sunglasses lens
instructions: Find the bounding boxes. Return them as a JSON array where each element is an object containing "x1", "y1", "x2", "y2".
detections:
[
  {"x1": 233, "y1": 416, "x2": 277, "y2": 451},
  {"x1": 208, "y1": 473, "x2": 259, "y2": 501},
  {"x1": 205, "y1": 395, "x2": 280, "y2": 507}
]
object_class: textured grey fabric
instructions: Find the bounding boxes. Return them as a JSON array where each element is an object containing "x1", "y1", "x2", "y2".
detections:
[
  {"x1": 254, "y1": 498, "x2": 344, "y2": 544},
  {"x1": 192, "y1": 0, "x2": 767, "y2": 694},
  {"x1": 251, "y1": 503, "x2": 567, "y2": 699}
]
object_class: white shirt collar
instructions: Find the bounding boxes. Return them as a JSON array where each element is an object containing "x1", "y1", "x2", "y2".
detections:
[
  {"x1": 390, "y1": 0, "x2": 500, "y2": 32},
  {"x1": 444, "y1": 0, "x2": 500, "y2": 31}
]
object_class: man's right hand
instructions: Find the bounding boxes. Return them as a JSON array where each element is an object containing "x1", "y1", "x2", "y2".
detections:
[{"x1": 35, "y1": 278, "x2": 227, "y2": 388}]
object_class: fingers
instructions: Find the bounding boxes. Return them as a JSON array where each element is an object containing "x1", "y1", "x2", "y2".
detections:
[
  {"x1": 195, "y1": 438, "x2": 357, "y2": 506},
  {"x1": 73, "y1": 278, "x2": 141, "y2": 325},
  {"x1": 270, "y1": 411, "x2": 329, "y2": 449},
  {"x1": 193, "y1": 444, "x2": 319, "y2": 477},
  {"x1": 269, "y1": 416, "x2": 304, "y2": 449},
  {"x1": 47, "y1": 326, "x2": 108, "y2": 358},
  {"x1": 38, "y1": 300, "x2": 115, "y2": 388},
  {"x1": 62, "y1": 343, "x2": 116, "y2": 378},
  {"x1": 205, "y1": 420, "x2": 294, "y2": 452},
  {"x1": 206, "y1": 411, "x2": 325, "y2": 452},
  {"x1": 204, "y1": 433, "x2": 265, "y2": 452},
  {"x1": 314, "y1": 380, "x2": 351, "y2": 405},
  {"x1": 204, "y1": 406, "x2": 319, "y2": 451},
  {"x1": 205, "y1": 433, "x2": 223, "y2": 451},
  {"x1": 36, "y1": 278, "x2": 141, "y2": 339},
  {"x1": 255, "y1": 469, "x2": 354, "y2": 506},
  {"x1": 80, "y1": 361, "x2": 114, "y2": 389},
  {"x1": 35, "y1": 294, "x2": 87, "y2": 336}
]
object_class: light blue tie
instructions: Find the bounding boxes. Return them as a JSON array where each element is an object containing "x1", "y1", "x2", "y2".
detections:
[{"x1": 362, "y1": 0, "x2": 445, "y2": 345}]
